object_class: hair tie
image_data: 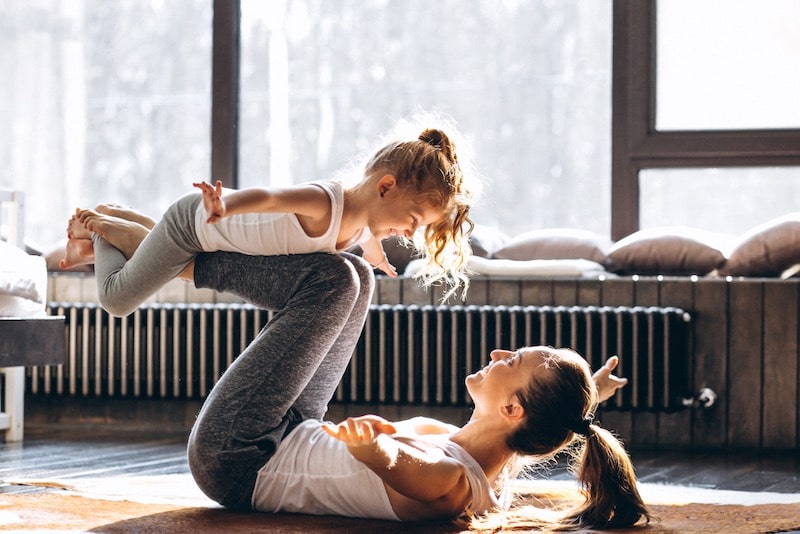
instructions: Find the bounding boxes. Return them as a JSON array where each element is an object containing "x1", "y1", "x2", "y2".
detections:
[{"x1": 572, "y1": 415, "x2": 594, "y2": 436}]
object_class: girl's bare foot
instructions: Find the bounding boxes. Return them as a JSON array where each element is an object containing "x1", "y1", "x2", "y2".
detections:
[
  {"x1": 78, "y1": 210, "x2": 151, "y2": 259},
  {"x1": 59, "y1": 238, "x2": 95, "y2": 270},
  {"x1": 95, "y1": 203, "x2": 157, "y2": 230},
  {"x1": 66, "y1": 209, "x2": 93, "y2": 239}
]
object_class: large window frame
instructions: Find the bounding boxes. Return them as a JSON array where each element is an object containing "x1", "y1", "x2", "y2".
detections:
[
  {"x1": 611, "y1": 0, "x2": 800, "y2": 240},
  {"x1": 212, "y1": 1, "x2": 800, "y2": 241}
]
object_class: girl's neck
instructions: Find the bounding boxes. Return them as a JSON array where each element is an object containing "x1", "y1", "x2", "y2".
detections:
[{"x1": 340, "y1": 181, "x2": 372, "y2": 236}]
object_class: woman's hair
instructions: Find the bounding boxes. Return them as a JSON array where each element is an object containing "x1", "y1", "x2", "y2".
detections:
[
  {"x1": 476, "y1": 347, "x2": 651, "y2": 531},
  {"x1": 364, "y1": 127, "x2": 476, "y2": 301}
]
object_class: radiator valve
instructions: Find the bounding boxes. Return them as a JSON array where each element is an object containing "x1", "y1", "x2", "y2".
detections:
[{"x1": 682, "y1": 387, "x2": 717, "y2": 409}]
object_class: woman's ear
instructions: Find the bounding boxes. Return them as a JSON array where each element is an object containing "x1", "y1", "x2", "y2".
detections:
[
  {"x1": 377, "y1": 174, "x2": 397, "y2": 198},
  {"x1": 501, "y1": 399, "x2": 525, "y2": 423}
]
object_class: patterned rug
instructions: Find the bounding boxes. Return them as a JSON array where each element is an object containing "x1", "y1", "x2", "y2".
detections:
[{"x1": 2, "y1": 476, "x2": 799, "y2": 533}]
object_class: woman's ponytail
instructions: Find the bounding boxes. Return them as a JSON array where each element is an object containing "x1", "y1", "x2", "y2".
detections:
[{"x1": 565, "y1": 423, "x2": 651, "y2": 529}]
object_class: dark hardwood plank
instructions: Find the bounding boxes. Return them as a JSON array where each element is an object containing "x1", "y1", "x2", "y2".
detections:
[
  {"x1": 762, "y1": 280, "x2": 799, "y2": 448},
  {"x1": 692, "y1": 279, "x2": 728, "y2": 449},
  {"x1": 657, "y1": 278, "x2": 695, "y2": 449},
  {"x1": 727, "y1": 281, "x2": 764, "y2": 448}
]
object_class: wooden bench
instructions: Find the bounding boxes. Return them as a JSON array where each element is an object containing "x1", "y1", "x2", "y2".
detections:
[
  {"x1": 1, "y1": 317, "x2": 65, "y2": 441},
  {"x1": 1, "y1": 188, "x2": 66, "y2": 442}
]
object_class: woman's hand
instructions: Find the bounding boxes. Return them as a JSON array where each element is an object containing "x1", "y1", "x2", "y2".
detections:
[
  {"x1": 593, "y1": 355, "x2": 628, "y2": 403},
  {"x1": 193, "y1": 180, "x2": 226, "y2": 224},
  {"x1": 322, "y1": 415, "x2": 397, "y2": 447}
]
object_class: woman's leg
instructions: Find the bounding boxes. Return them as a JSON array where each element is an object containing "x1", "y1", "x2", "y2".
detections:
[
  {"x1": 290, "y1": 251, "x2": 374, "y2": 420},
  {"x1": 186, "y1": 251, "x2": 370, "y2": 509},
  {"x1": 92, "y1": 193, "x2": 202, "y2": 317}
]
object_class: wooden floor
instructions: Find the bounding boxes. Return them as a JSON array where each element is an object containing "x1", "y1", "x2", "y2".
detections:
[{"x1": 3, "y1": 419, "x2": 800, "y2": 499}]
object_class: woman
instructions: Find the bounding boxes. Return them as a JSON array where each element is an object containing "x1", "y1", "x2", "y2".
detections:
[
  {"x1": 184, "y1": 251, "x2": 648, "y2": 528},
  {"x1": 77, "y1": 211, "x2": 648, "y2": 530}
]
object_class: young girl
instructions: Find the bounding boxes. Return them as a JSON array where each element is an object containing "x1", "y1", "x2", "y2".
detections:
[{"x1": 62, "y1": 127, "x2": 475, "y2": 317}]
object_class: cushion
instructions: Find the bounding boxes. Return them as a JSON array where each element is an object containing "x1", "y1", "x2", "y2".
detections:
[
  {"x1": 348, "y1": 236, "x2": 418, "y2": 275},
  {"x1": 465, "y1": 256, "x2": 611, "y2": 278},
  {"x1": 492, "y1": 228, "x2": 611, "y2": 264},
  {"x1": 719, "y1": 212, "x2": 800, "y2": 277},
  {"x1": 0, "y1": 240, "x2": 48, "y2": 316},
  {"x1": 607, "y1": 227, "x2": 734, "y2": 276},
  {"x1": 469, "y1": 224, "x2": 509, "y2": 258}
]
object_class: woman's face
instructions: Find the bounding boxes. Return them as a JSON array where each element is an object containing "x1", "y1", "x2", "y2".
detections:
[{"x1": 465, "y1": 347, "x2": 547, "y2": 405}]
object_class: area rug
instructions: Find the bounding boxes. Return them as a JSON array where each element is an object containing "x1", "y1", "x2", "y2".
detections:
[{"x1": 2, "y1": 476, "x2": 799, "y2": 533}]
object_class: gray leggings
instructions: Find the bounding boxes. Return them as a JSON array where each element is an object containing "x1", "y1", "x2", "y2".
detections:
[
  {"x1": 93, "y1": 192, "x2": 203, "y2": 317},
  {"x1": 185, "y1": 250, "x2": 374, "y2": 509}
]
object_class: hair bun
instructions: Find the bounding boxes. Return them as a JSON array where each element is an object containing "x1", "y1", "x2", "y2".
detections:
[{"x1": 419, "y1": 128, "x2": 457, "y2": 164}]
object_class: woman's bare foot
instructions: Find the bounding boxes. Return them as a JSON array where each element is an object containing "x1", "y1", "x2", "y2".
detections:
[
  {"x1": 76, "y1": 209, "x2": 151, "y2": 259},
  {"x1": 95, "y1": 203, "x2": 157, "y2": 230},
  {"x1": 59, "y1": 238, "x2": 95, "y2": 270}
]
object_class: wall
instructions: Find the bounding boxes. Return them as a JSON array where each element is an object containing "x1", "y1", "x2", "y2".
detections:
[{"x1": 47, "y1": 273, "x2": 800, "y2": 451}]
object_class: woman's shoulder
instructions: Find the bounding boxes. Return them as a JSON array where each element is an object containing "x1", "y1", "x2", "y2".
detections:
[{"x1": 393, "y1": 416, "x2": 459, "y2": 436}]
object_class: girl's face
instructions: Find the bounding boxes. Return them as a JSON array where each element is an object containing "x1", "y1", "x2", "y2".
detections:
[
  {"x1": 371, "y1": 180, "x2": 444, "y2": 240},
  {"x1": 465, "y1": 347, "x2": 546, "y2": 407}
]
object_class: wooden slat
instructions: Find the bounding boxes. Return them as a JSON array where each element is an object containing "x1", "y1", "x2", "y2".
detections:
[
  {"x1": 762, "y1": 280, "x2": 798, "y2": 448},
  {"x1": 552, "y1": 280, "x2": 579, "y2": 304},
  {"x1": 487, "y1": 280, "x2": 520, "y2": 305},
  {"x1": 521, "y1": 280, "x2": 554, "y2": 305},
  {"x1": 691, "y1": 279, "x2": 728, "y2": 449},
  {"x1": 657, "y1": 278, "x2": 695, "y2": 449},
  {"x1": 727, "y1": 281, "x2": 763, "y2": 448},
  {"x1": 577, "y1": 279, "x2": 602, "y2": 306}
]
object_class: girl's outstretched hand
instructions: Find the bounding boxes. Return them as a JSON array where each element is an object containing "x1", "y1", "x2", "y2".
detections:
[
  {"x1": 322, "y1": 415, "x2": 397, "y2": 447},
  {"x1": 193, "y1": 180, "x2": 225, "y2": 224},
  {"x1": 593, "y1": 355, "x2": 628, "y2": 402},
  {"x1": 364, "y1": 251, "x2": 398, "y2": 278}
]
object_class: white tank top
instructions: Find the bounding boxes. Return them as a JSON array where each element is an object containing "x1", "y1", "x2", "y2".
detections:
[
  {"x1": 251, "y1": 419, "x2": 498, "y2": 520},
  {"x1": 194, "y1": 181, "x2": 354, "y2": 256}
]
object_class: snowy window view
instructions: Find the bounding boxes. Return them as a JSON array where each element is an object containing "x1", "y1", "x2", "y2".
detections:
[
  {"x1": 1, "y1": 0, "x2": 212, "y2": 249},
  {"x1": 1, "y1": 0, "x2": 611, "y2": 250}
]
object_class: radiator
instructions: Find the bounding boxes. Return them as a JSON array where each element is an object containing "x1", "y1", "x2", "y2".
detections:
[{"x1": 32, "y1": 303, "x2": 692, "y2": 411}]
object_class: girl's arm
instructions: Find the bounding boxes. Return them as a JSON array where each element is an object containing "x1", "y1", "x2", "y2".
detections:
[
  {"x1": 323, "y1": 416, "x2": 471, "y2": 514},
  {"x1": 193, "y1": 180, "x2": 330, "y2": 224},
  {"x1": 360, "y1": 237, "x2": 398, "y2": 278}
]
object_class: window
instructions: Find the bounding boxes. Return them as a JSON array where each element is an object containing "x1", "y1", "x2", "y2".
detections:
[
  {"x1": 639, "y1": 167, "x2": 800, "y2": 234},
  {"x1": 0, "y1": 1, "x2": 211, "y2": 248},
  {"x1": 2, "y1": 1, "x2": 613, "y2": 250},
  {"x1": 656, "y1": 0, "x2": 800, "y2": 131},
  {"x1": 238, "y1": 0, "x2": 612, "y2": 239},
  {"x1": 612, "y1": 0, "x2": 800, "y2": 240}
]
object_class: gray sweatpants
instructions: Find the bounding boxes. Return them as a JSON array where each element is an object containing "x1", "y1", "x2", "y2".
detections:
[
  {"x1": 186, "y1": 250, "x2": 374, "y2": 509},
  {"x1": 93, "y1": 192, "x2": 203, "y2": 317}
]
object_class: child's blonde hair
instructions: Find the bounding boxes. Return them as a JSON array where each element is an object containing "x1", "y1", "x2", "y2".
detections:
[{"x1": 364, "y1": 126, "x2": 476, "y2": 300}]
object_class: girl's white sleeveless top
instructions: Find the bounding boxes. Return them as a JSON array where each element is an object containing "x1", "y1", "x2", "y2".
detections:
[
  {"x1": 194, "y1": 181, "x2": 344, "y2": 255},
  {"x1": 250, "y1": 419, "x2": 498, "y2": 521}
]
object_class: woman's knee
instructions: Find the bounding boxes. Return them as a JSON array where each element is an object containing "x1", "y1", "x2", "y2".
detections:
[{"x1": 339, "y1": 252, "x2": 375, "y2": 301}]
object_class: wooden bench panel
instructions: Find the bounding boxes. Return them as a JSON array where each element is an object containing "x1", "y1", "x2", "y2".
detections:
[{"x1": 0, "y1": 317, "x2": 66, "y2": 367}]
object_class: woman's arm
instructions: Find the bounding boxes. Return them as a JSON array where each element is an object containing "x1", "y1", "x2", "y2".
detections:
[
  {"x1": 323, "y1": 416, "x2": 471, "y2": 515},
  {"x1": 593, "y1": 355, "x2": 628, "y2": 402}
]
